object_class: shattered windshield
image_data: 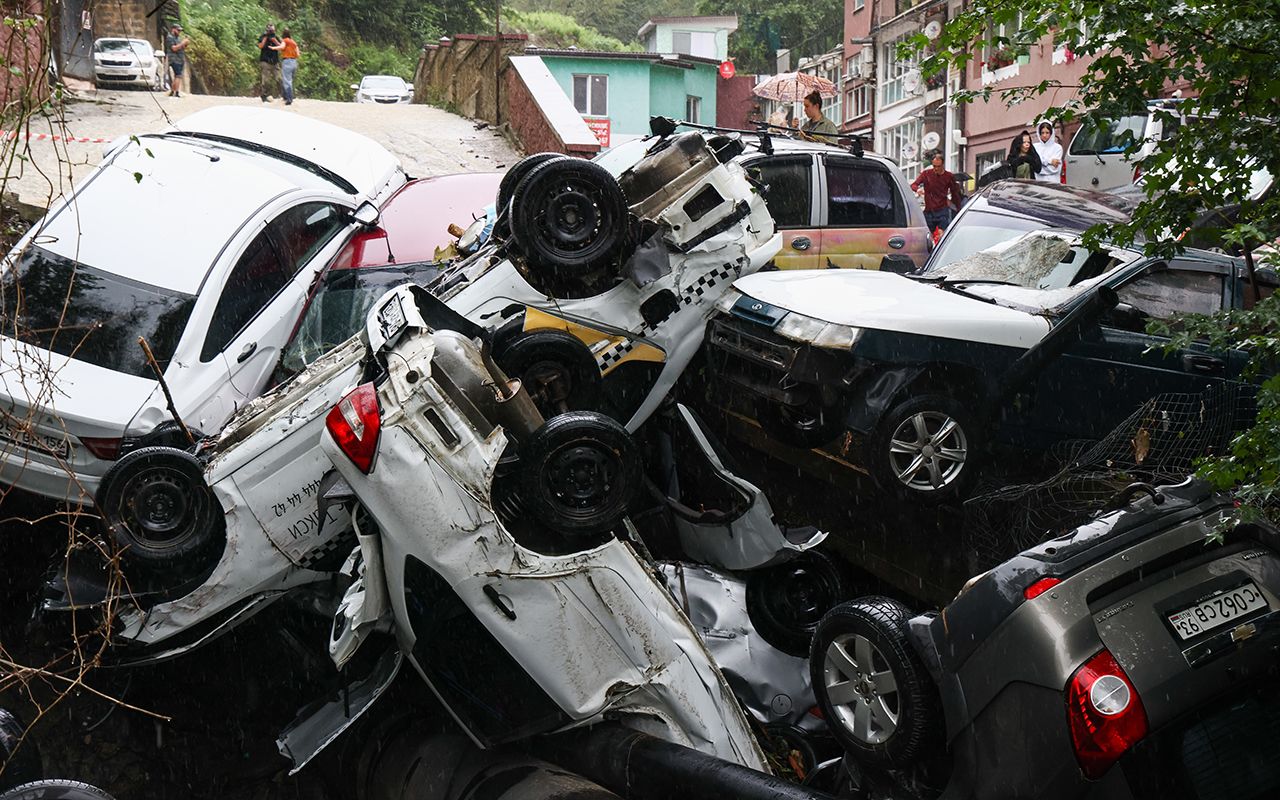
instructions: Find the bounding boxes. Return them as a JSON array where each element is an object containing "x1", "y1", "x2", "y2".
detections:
[{"x1": 932, "y1": 231, "x2": 1125, "y2": 291}]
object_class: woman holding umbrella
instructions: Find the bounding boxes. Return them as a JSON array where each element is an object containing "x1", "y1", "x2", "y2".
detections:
[{"x1": 801, "y1": 91, "x2": 839, "y2": 142}]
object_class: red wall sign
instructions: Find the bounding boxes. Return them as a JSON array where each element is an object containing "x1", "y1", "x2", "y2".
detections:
[
  {"x1": 585, "y1": 117, "x2": 610, "y2": 148},
  {"x1": 719, "y1": 60, "x2": 736, "y2": 80}
]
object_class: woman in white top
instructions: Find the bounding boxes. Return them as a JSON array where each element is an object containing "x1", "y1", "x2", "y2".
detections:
[{"x1": 1033, "y1": 121, "x2": 1064, "y2": 182}]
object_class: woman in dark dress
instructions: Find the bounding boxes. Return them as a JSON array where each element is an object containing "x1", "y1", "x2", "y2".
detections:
[{"x1": 1006, "y1": 130, "x2": 1043, "y2": 179}]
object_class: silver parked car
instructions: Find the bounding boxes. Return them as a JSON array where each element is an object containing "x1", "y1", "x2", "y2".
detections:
[
  {"x1": 352, "y1": 75, "x2": 413, "y2": 104},
  {"x1": 92, "y1": 37, "x2": 165, "y2": 90}
]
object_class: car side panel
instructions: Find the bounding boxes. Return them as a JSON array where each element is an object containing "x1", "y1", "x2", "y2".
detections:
[{"x1": 819, "y1": 226, "x2": 931, "y2": 270}]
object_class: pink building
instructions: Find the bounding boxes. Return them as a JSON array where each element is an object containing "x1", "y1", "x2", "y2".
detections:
[{"x1": 841, "y1": 0, "x2": 875, "y2": 141}]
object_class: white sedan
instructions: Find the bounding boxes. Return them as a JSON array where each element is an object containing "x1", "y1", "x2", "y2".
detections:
[
  {"x1": 0, "y1": 106, "x2": 405, "y2": 504},
  {"x1": 352, "y1": 75, "x2": 413, "y2": 104},
  {"x1": 92, "y1": 37, "x2": 165, "y2": 90}
]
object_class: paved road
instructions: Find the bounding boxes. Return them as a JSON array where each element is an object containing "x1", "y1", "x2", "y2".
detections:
[{"x1": 1, "y1": 88, "x2": 522, "y2": 213}]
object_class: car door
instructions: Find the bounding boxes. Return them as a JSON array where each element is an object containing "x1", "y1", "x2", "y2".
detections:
[
  {"x1": 745, "y1": 154, "x2": 822, "y2": 269},
  {"x1": 1024, "y1": 259, "x2": 1235, "y2": 445},
  {"x1": 819, "y1": 155, "x2": 928, "y2": 270},
  {"x1": 202, "y1": 202, "x2": 351, "y2": 402}
]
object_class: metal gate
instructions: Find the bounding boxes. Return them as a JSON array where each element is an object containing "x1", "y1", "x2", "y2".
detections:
[{"x1": 59, "y1": 0, "x2": 94, "y2": 81}]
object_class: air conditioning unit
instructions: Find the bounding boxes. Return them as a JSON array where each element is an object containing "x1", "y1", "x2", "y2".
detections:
[{"x1": 861, "y1": 48, "x2": 874, "y2": 64}]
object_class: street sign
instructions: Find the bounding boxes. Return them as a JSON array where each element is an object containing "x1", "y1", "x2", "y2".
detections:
[
  {"x1": 585, "y1": 117, "x2": 610, "y2": 148},
  {"x1": 719, "y1": 61, "x2": 736, "y2": 80}
]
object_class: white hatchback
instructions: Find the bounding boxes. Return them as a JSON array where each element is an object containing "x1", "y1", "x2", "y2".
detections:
[{"x1": 0, "y1": 107, "x2": 405, "y2": 504}]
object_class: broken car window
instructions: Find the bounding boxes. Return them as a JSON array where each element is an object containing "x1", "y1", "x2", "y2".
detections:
[
  {"x1": 1115, "y1": 269, "x2": 1225, "y2": 321},
  {"x1": 936, "y1": 232, "x2": 1121, "y2": 290}
]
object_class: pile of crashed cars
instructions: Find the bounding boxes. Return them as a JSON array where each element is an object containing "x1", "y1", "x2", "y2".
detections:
[{"x1": 0, "y1": 109, "x2": 1277, "y2": 800}]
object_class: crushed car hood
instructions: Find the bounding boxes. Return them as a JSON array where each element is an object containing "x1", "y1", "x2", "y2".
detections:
[{"x1": 733, "y1": 270, "x2": 1051, "y2": 349}]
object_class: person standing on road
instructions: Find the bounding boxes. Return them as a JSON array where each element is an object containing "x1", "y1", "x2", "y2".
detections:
[
  {"x1": 800, "y1": 91, "x2": 839, "y2": 143},
  {"x1": 1032, "y1": 121, "x2": 1063, "y2": 182},
  {"x1": 257, "y1": 24, "x2": 282, "y2": 102},
  {"x1": 166, "y1": 23, "x2": 189, "y2": 97},
  {"x1": 276, "y1": 29, "x2": 299, "y2": 106},
  {"x1": 910, "y1": 151, "x2": 963, "y2": 234}
]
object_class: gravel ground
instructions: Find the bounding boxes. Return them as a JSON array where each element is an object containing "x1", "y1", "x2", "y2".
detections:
[{"x1": 1, "y1": 87, "x2": 521, "y2": 214}]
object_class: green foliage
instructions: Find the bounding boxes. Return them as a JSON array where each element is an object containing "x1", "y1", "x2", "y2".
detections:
[
  {"x1": 500, "y1": 8, "x2": 638, "y2": 51},
  {"x1": 923, "y1": 0, "x2": 1280, "y2": 515},
  {"x1": 183, "y1": 0, "x2": 423, "y2": 100},
  {"x1": 506, "y1": 0, "x2": 697, "y2": 44},
  {"x1": 696, "y1": 0, "x2": 842, "y2": 74}
]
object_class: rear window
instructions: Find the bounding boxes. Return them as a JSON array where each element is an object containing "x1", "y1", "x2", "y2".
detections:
[
  {"x1": 1070, "y1": 114, "x2": 1147, "y2": 155},
  {"x1": 0, "y1": 246, "x2": 195, "y2": 378},
  {"x1": 824, "y1": 159, "x2": 904, "y2": 227}
]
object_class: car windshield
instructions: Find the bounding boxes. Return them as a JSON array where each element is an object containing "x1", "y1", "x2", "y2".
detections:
[
  {"x1": 926, "y1": 209, "x2": 1046, "y2": 273},
  {"x1": 363, "y1": 77, "x2": 405, "y2": 91},
  {"x1": 932, "y1": 231, "x2": 1124, "y2": 292},
  {"x1": 0, "y1": 245, "x2": 195, "y2": 378},
  {"x1": 277, "y1": 262, "x2": 439, "y2": 379}
]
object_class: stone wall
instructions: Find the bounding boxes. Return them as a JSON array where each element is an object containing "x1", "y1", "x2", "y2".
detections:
[
  {"x1": 504, "y1": 58, "x2": 600, "y2": 158},
  {"x1": 415, "y1": 34, "x2": 528, "y2": 122},
  {"x1": 0, "y1": 2, "x2": 49, "y2": 112},
  {"x1": 92, "y1": 0, "x2": 169, "y2": 49}
]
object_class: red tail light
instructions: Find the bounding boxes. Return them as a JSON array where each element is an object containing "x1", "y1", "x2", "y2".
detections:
[
  {"x1": 79, "y1": 436, "x2": 122, "y2": 460},
  {"x1": 1023, "y1": 576, "x2": 1062, "y2": 600},
  {"x1": 1132, "y1": 163, "x2": 1143, "y2": 183},
  {"x1": 1060, "y1": 157, "x2": 1067, "y2": 184},
  {"x1": 1066, "y1": 649, "x2": 1148, "y2": 779},
  {"x1": 326, "y1": 383, "x2": 381, "y2": 474}
]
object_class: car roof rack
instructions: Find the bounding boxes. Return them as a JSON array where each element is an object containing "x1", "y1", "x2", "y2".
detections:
[{"x1": 648, "y1": 116, "x2": 869, "y2": 159}]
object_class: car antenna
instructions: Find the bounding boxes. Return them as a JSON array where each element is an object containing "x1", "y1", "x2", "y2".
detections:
[{"x1": 136, "y1": 336, "x2": 196, "y2": 447}]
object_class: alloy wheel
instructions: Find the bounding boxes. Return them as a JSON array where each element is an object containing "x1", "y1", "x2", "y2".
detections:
[
  {"x1": 822, "y1": 633, "x2": 901, "y2": 745},
  {"x1": 887, "y1": 410, "x2": 968, "y2": 491}
]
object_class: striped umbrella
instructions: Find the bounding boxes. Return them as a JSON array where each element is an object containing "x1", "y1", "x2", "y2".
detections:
[{"x1": 752, "y1": 72, "x2": 838, "y2": 103}]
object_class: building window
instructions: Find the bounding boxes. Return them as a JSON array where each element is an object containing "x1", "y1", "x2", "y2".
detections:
[
  {"x1": 983, "y1": 13, "x2": 1024, "y2": 66},
  {"x1": 823, "y1": 63, "x2": 842, "y2": 124},
  {"x1": 686, "y1": 95, "x2": 702, "y2": 124},
  {"x1": 854, "y1": 0, "x2": 865, "y2": 10},
  {"x1": 879, "y1": 31, "x2": 918, "y2": 107},
  {"x1": 880, "y1": 117, "x2": 922, "y2": 170},
  {"x1": 845, "y1": 83, "x2": 870, "y2": 122},
  {"x1": 974, "y1": 148, "x2": 1005, "y2": 180},
  {"x1": 672, "y1": 30, "x2": 716, "y2": 58},
  {"x1": 572, "y1": 74, "x2": 608, "y2": 116}
]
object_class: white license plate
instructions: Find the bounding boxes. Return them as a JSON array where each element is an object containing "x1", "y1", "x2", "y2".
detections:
[
  {"x1": 0, "y1": 420, "x2": 70, "y2": 459},
  {"x1": 377, "y1": 294, "x2": 407, "y2": 342},
  {"x1": 1167, "y1": 581, "x2": 1268, "y2": 641}
]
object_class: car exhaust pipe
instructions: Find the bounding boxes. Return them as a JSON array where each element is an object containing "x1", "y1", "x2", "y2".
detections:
[{"x1": 534, "y1": 724, "x2": 839, "y2": 800}]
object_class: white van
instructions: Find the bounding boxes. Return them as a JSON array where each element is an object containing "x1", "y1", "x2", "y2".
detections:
[{"x1": 1064, "y1": 100, "x2": 1190, "y2": 191}]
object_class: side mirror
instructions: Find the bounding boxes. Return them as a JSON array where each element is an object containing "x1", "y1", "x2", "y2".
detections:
[
  {"x1": 404, "y1": 84, "x2": 414, "y2": 93},
  {"x1": 1101, "y1": 301, "x2": 1149, "y2": 332},
  {"x1": 153, "y1": 49, "x2": 164, "y2": 59},
  {"x1": 352, "y1": 201, "x2": 379, "y2": 227},
  {"x1": 350, "y1": 83, "x2": 360, "y2": 91}
]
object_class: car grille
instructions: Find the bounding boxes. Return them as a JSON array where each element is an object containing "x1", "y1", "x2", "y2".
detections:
[
  {"x1": 374, "y1": 97, "x2": 400, "y2": 104},
  {"x1": 97, "y1": 74, "x2": 138, "y2": 81},
  {"x1": 707, "y1": 316, "x2": 809, "y2": 403},
  {"x1": 100, "y1": 59, "x2": 132, "y2": 67}
]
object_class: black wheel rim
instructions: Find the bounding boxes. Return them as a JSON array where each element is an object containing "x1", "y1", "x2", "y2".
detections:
[
  {"x1": 758, "y1": 559, "x2": 845, "y2": 637},
  {"x1": 117, "y1": 464, "x2": 202, "y2": 547},
  {"x1": 533, "y1": 181, "x2": 609, "y2": 256},
  {"x1": 543, "y1": 442, "x2": 619, "y2": 518}
]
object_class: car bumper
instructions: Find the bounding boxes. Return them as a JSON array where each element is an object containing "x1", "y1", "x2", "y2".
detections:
[
  {"x1": 0, "y1": 449, "x2": 103, "y2": 504},
  {"x1": 94, "y1": 70, "x2": 151, "y2": 86}
]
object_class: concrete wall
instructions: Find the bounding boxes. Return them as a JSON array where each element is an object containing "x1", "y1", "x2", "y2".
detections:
[
  {"x1": 644, "y1": 22, "x2": 731, "y2": 61},
  {"x1": 504, "y1": 56, "x2": 600, "y2": 157},
  {"x1": 415, "y1": 34, "x2": 529, "y2": 122}
]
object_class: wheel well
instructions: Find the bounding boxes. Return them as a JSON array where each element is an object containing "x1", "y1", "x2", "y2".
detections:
[{"x1": 898, "y1": 363, "x2": 990, "y2": 408}]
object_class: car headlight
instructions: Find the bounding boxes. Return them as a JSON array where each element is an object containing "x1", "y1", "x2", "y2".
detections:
[
  {"x1": 774, "y1": 312, "x2": 862, "y2": 350},
  {"x1": 712, "y1": 288, "x2": 742, "y2": 314}
]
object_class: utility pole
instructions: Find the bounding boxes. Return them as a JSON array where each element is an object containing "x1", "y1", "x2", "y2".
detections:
[{"x1": 494, "y1": 0, "x2": 502, "y2": 125}]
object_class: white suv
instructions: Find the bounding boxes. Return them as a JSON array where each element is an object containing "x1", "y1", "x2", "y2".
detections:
[{"x1": 0, "y1": 107, "x2": 405, "y2": 503}]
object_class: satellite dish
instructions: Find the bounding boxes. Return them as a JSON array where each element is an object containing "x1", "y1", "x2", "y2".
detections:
[
  {"x1": 902, "y1": 69, "x2": 922, "y2": 95},
  {"x1": 922, "y1": 131, "x2": 941, "y2": 150},
  {"x1": 903, "y1": 142, "x2": 919, "y2": 160},
  {"x1": 924, "y1": 20, "x2": 942, "y2": 40}
]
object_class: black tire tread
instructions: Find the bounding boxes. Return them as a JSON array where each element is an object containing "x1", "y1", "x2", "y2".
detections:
[
  {"x1": 810, "y1": 597, "x2": 941, "y2": 768},
  {"x1": 493, "y1": 329, "x2": 602, "y2": 416},
  {"x1": 0, "y1": 709, "x2": 40, "y2": 792},
  {"x1": 521, "y1": 411, "x2": 639, "y2": 538},
  {"x1": 511, "y1": 158, "x2": 628, "y2": 276},
  {"x1": 0, "y1": 781, "x2": 118, "y2": 800}
]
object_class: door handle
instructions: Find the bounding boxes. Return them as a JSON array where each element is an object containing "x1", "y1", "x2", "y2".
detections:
[
  {"x1": 887, "y1": 235, "x2": 906, "y2": 250},
  {"x1": 1182, "y1": 353, "x2": 1224, "y2": 375},
  {"x1": 236, "y1": 341, "x2": 258, "y2": 363},
  {"x1": 790, "y1": 236, "x2": 811, "y2": 251}
]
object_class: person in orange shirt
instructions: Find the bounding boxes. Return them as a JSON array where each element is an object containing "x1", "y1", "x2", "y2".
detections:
[{"x1": 275, "y1": 29, "x2": 300, "y2": 105}]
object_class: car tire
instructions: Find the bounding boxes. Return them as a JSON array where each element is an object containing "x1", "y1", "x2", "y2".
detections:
[
  {"x1": 871, "y1": 393, "x2": 978, "y2": 503},
  {"x1": 0, "y1": 783, "x2": 117, "y2": 800},
  {"x1": 746, "y1": 550, "x2": 853, "y2": 657},
  {"x1": 757, "y1": 399, "x2": 847, "y2": 450},
  {"x1": 95, "y1": 446, "x2": 225, "y2": 572},
  {"x1": 810, "y1": 598, "x2": 941, "y2": 768},
  {"x1": 494, "y1": 329, "x2": 601, "y2": 418},
  {"x1": 521, "y1": 411, "x2": 639, "y2": 539},
  {"x1": 493, "y1": 153, "x2": 567, "y2": 239},
  {"x1": 511, "y1": 159, "x2": 629, "y2": 278},
  {"x1": 0, "y1": 709, "x2": 41, "y2": 792}
]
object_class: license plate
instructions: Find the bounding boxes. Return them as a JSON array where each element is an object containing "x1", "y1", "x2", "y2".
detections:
[
  {"x1": 0, "y1": 419, "x2": 69, "y2": 459},
  {"x1": 1167, "y1": 581, "x2": 1268, "y2": 641},
  {"x1": 377, "y1": 294, "x2": 407, "y2": 342}
]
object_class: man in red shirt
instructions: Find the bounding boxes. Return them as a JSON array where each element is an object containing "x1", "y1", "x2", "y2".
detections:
[{"x1": 910, "y1": 152, "x2": 962, "y2": 233}]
